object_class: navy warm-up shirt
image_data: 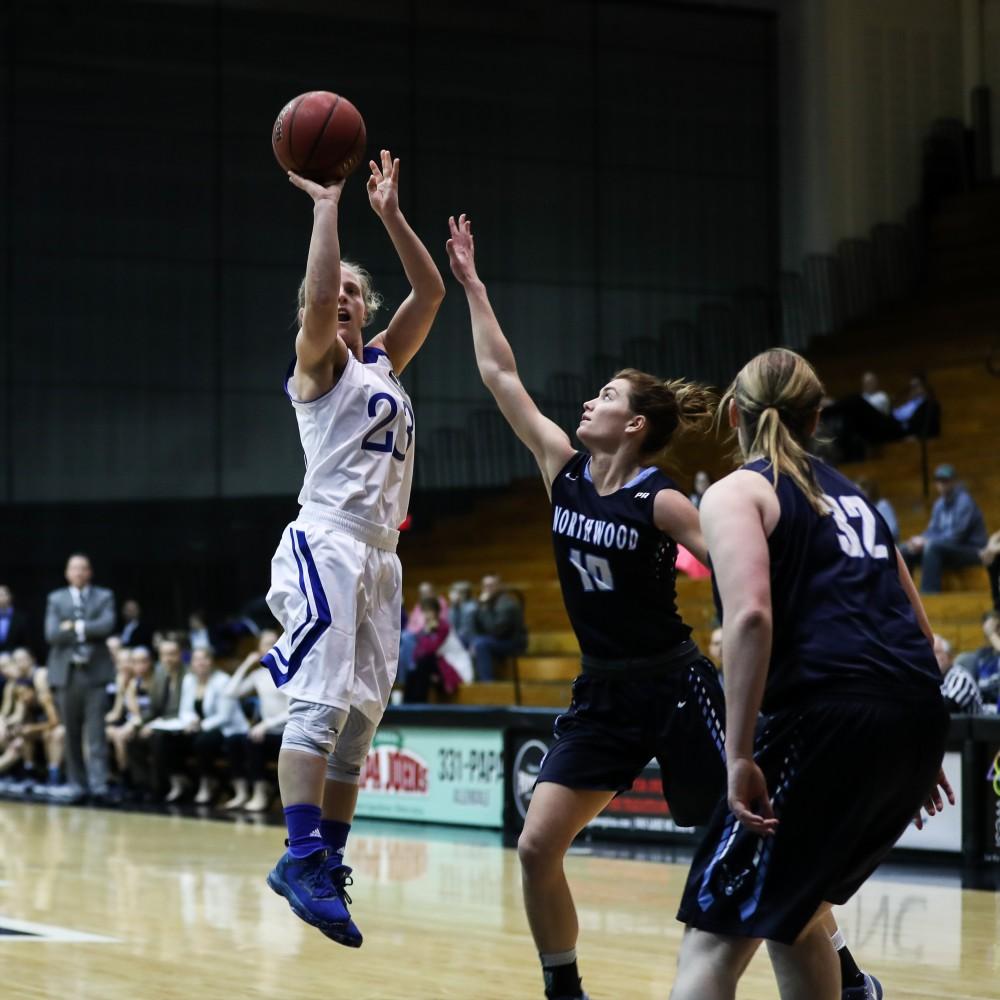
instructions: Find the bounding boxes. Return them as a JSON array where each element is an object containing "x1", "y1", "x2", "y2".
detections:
[
  {"x1": 715, "y1": 456, "x2": 941, "y2": 712},
  {"x1": 550, "y1": 451, "x2": 691, "y2": 659}
]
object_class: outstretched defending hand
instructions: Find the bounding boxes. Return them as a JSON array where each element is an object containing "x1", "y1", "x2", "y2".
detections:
[
  {"x1": 287, "y1": 171, "x2": 346, "y2": 204},
  {"x1": 728, "y1": 757, "x2": 779, "y2": 836},
  {"x1": 367, "y1": 149, "x2": 400, "y2": 218},
  {"x1": 446, "y1": 214, "x2": 479, "y2": 287},
  {"x1": 914, "y1": 765, "x2": 956, "y2": 830}
]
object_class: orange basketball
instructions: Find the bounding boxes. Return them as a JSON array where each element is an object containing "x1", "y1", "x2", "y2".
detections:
[{"x1": 272, "y1": 91, "x2": 366, "y2": 184}]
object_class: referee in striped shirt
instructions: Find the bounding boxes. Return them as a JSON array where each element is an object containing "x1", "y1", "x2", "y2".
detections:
[{"x1": 934, "y1": 634, "x2": 983, "y2": 713}]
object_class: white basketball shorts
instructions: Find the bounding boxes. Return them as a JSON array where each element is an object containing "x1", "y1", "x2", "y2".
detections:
[{"x1": 261, "y1": 505, "x2": 402, "y2": 725}]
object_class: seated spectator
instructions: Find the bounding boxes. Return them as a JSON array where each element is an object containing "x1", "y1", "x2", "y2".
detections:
[
  {"x1": 900, "y1": 465, "x2": 987, "y2": 593},
  {"x1": 147, "y1": 647, "x2": 249, "y2": 804},
  {"x1": 400, "y1": 582, "x2": 448, "y2": 677},
  {"x1": 129, "y1": 638, "x2": 187, "y2": 799},
  {"x1": 688, "y1": 470, "x2": 711, "y2": 509},
  {"x1": 118, "y1": 599, "x2": 153, "y2": 649},
  {"x1": 980, "y1": 529, "x2": 1000, "y2": 611},
  {"x1": 0, "y1": 652, "x2": 18, "y2": 718},
  {"x1": 0, "y1": 585, "x2": 29, "y2": 654},
  {"x1": 187, "y1": 611, "x2": 213, "y2": 652},
  {"x1": 954, "y1": 610, "x2": 1000, "y2": 705},
  {"x1": 860, "y1": 371, "x2": 890, "y2": 415},
  {"x1": 403, "y1": 599, "x2": 464, "y2": 703},
  {"x1": 105, "y1": 646, "x2": 156, "y2": 791},
  {"x1": 936, "y1": 634, "x2": 982, "y2": 713},
  {"x1": 708, "y1": 627, "x2": 723, "y2": 675},
  {"x1": 892, "y1": 372, "x2": 940, "y2": 438},
  {"x1": 820, "y1": 371, "x2": 940, "y2": 462},
  {"x1": 447, "y1": 581, "x2": 479, "y2": 649},
  {"x1": 470, "y1": 574, "x2": 527, "y2": 681},
  {"x1": 220, "y1": 629, "x2": 288, "y2": 812},
  {"x1": 0, "y1": 648, "x2": 63, "y2": 786},
  {"x1": 104, "y1": 646, "x2": 135, "y2": 727},
  {"x1": 856, "y1": 477, "x2": 899, "y2": 541}
]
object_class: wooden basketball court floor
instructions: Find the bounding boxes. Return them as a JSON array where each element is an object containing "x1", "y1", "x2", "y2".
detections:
[{"x1": 1, "y1": 802, "x2": 997, "y2": 999}]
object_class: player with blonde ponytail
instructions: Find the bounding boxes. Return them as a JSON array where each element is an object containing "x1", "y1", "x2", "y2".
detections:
[
  {"x1": 672, "y1": 347, "x2": 950, "y2": 1000},
  {"x1": 447, "y1": 215, "x2": 728, "y2": 1000}
]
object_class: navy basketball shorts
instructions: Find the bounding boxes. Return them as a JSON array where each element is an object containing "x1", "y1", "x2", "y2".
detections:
[
  {"x1": 676, "y1": 693, "x2": 949, "y2": 944},
  {"x1": 536, "y1": 657, "x2": 727, "y2": 827}
]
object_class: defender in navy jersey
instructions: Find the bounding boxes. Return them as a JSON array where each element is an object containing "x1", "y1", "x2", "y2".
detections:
[
  {"x1": 671, "y1": 349, "x2": 950, "y2": 1000},
  {"x1": 448, "y1": 217, "x2": 726, "y2": 1000},
  {"x1": 263, "y1": 152, "x2": 444, "y2": 949}
]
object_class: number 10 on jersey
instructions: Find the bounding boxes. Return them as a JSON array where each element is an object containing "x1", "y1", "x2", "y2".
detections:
[{"x1": 569, "y1": 549, "x2": 615, "y2": 592}]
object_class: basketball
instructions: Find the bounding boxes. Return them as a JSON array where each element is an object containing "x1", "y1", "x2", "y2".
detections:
[{"x1": 272, "y1": 91, "x2": 367, "y2": 184}]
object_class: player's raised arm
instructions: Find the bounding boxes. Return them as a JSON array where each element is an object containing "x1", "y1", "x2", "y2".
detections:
[
  {"x1": 366, "y1": 150, "x2": 445, "y2": 374},
  {"x1": 446, "y1": 215, "x2": 575, "y2": 495},
  {"x1": 288, "y1": 172, "x2": 350, "y2": 396}
]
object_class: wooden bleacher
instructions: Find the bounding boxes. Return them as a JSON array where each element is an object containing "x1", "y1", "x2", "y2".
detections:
[{"x1": 400, "y1": 182, "x2": 1000, "y2": 704}]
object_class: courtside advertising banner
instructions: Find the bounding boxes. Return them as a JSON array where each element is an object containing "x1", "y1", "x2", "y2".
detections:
[
  {"x1": 504, "y1": 729, "x2": 699, "y2": 842},
  {"x1": 985, "y1": 742, "x2": 1000, "y2": 864},
  {"x1": 894, "y1": 750, "x2": 963, "y2": 853},
  {"x1": 356, "y1": 726, "x2": 504, "y2": 828}
]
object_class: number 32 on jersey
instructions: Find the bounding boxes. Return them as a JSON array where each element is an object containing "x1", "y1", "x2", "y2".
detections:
[{"x1": 824, "y1": 494, "x2": 889, "y2": 560}]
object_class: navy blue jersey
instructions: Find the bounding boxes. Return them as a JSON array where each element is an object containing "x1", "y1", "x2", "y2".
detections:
[
  {"x1": 550, "y1": 451, "x2": 691, "y2": 659},
  {"x1": 714, "y1": 457, "x2": 940, "y2": 710}
]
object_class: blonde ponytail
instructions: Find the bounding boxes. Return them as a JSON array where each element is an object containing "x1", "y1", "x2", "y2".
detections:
[{"x1": 719, "y1": 349, "x2": 827, "y2": 514}]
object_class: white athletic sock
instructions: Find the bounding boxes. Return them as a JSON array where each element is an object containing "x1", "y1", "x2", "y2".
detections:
[{"x1": 540, "y1": 948, "x2": 577, "y2": 968}]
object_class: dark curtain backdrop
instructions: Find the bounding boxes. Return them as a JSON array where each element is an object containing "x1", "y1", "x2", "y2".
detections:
[{"x1": 0, "y1": 0, "x2": 776, "y2": 629}]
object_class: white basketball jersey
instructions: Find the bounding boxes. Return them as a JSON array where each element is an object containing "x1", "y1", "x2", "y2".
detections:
[{"x1": 286, "y1": 346, "x2": 414, "y2": 529}]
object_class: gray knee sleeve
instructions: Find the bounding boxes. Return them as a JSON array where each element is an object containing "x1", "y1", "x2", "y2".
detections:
[
  {"x1": 282, "y1": 700, "x2": 349, "y2": 758},
  {"x1": 326, "y1": 708, "x2": 377, "y2": 785}
]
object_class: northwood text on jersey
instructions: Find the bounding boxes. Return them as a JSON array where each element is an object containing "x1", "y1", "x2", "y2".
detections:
[{"x1": 552, "y1": 505, "x2": 640, "y2": 551}]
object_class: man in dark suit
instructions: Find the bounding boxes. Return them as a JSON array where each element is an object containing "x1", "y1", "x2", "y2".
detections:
[
  {"x1": 0, "y1": 585, "x2": 30, "y2": 654},
  {"x1": 45, "y1": 554, "x2": 117, "y2": 803}
]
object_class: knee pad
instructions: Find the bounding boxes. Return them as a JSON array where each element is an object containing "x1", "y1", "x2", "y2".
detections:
[
  {"x1": 326, "y1": 709, "x2": 377, "y2": 785},
  {"x1": 282, "y1": 700, "x2": 349, "y2": 759}
]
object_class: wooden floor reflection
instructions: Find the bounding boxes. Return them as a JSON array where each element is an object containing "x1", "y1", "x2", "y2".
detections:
[{"x1": 0, "y1": 803, "x2": 996, "y2": 999}]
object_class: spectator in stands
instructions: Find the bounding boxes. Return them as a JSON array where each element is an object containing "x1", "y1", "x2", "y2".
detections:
[
  {"x1": 403, "y1": 598, "x2": 463, "y2": 703},
  {"x1": 104, "y1": 646, "x2": 134, "y2": 725},
  {"x1": 688, "y1": 470, "x2": 711, "y2": 510},
  {"x1": 900, "y1": 464, "x2": 988, "y2": 592},
  {"x1": 400, "y1": 582, "x2": 448, "y2": 678},
  {"x1": 820, "y1": 371, "x2": 941, "y2": 461},
  {"x1": 954, "y1": 610, "x2": 1000, "y2": 705},
  {"x1": 44, "y1": 553, "x2": 117, "y2": 805},
  {"x1": 860, "y1": 371, "x2": 890, "y2": 415},
  {"x1": 0, "y1": 648, "x2": 63, "y2": 786},
  {"x1": 220, "y1": 629, "x2": 288, "y2": 811},
  {"x1": 0, "y1": 653, "x2": 16, "y2": 713},
  {"x1": 105, "y1": 646, "x2": 155, "y2": 789},
  {"x1": 470, "y1": 574, "x2": 527, "y2": 681},
  {"x1": 708, "y1": 627, "x2": 723, "y2": 675},
  {"x1": 129, "y1": 638, "x2": 187, "y2": 798},
  {"x1": 980, "y1": 529, "x2": 1000, "y2": 611},
  {"x1": 856, "y1": 477, "x2": 899, "y2": 541},
  {"x1": 147, "y1": 647, "x2": 248, "y2": 804},
  {"x1": 187, "y1": 611, "x2": 212, "y2": 652},
  {"x1": 118, "y1": 599, "x2": 152, "y2": 649},
  {"x1": 936, "y1": 634, "x2": 982, "y2": 714},
  {"x1": 892, "y1": 372, "x2": 940, "y2": 438},
  {"x1": 447, "y1": 581, "x2": 479, "y2": 648},
  {"x1": 0, "y1": 585, "x2": 29, "y2": 654}
]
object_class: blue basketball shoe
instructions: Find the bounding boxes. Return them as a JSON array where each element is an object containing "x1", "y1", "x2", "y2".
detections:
[
  {"x1": 843, "y1": 973, "x2": 883, "y2": 1000},
  {"x1": 319, "y1": 861, "x2": 363, "y2": 948},
  {"x1": 266, "y1": 847, "x2": 351, "y2": 935}
]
